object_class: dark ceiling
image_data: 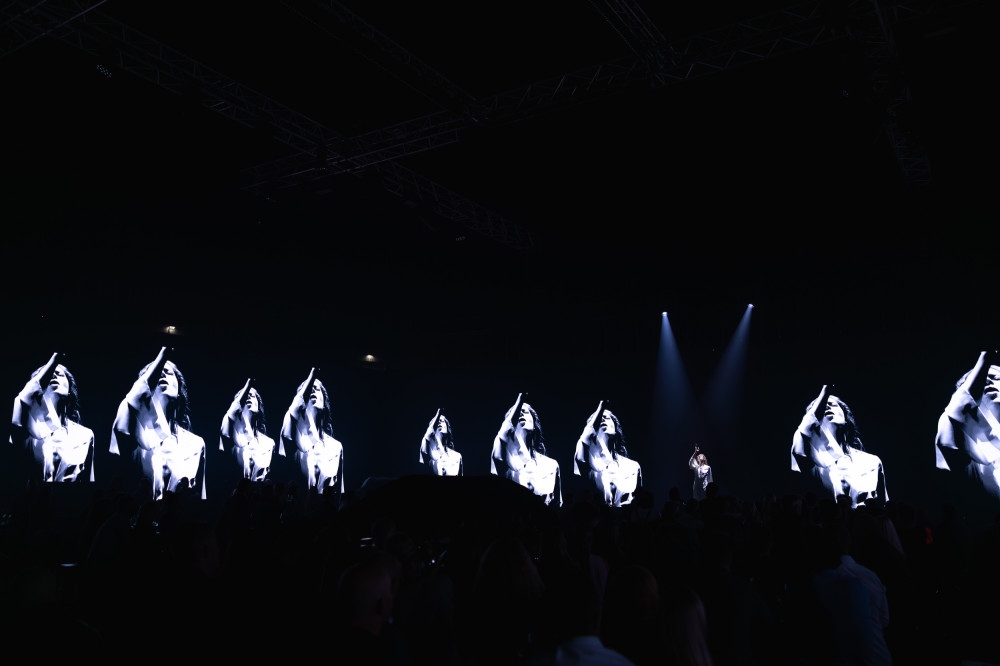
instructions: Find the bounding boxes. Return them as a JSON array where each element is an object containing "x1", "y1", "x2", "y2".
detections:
[{"x1": 1, "y1": 0, "x2": 994, "y2": 358}]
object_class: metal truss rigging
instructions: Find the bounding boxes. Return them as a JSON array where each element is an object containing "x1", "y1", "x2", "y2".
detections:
[
  {"x1": 588, "y1": 0, "x2": 676, "y2": 82},
  {"x1": 1, "y1": 1, "x2": 533, "y2": 249},
  {"x1": 848, "y1": 0, "x2": 932, "y2": 188},
  {"x1": 27, "y1": 5, "x2": 348, "y2": 160},
  {"x1": 4, "y1": 0, "x2": 975, "y2": 242},
  {"x1": 595, "y1": 0, "x2": 668, "y2": 53},
  {"x1": 243, "y1": 0, "x2": 836, "y2": 188},
  {"x1": 0, "y1": 0, "x2": 105, "y2": 58},
  {"x1": 294, "y1": 0, "x2": 478, "y2": 110},
  {"x1": 246, "y1": 0, "x2": 958, "y2": 190}
]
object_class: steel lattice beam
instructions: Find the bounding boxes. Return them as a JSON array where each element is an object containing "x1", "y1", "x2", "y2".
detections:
[
  {"x1": 40, "y1": 7, "x2": 345, "y2": 160},
  {"x1": 848, "y1": 0, "x2": 932, "y2": 188},
  {"x1": 301, "y1": 0, "x2": 477, "y2": 109},
  {"x1": 254, "y1": 0, "x2": 967, "y2": 191},
  {"x1": 7, "y1": 0, "x2": 975, "y2": 239},
  {"x1": 589, "y1": 0, "x2": 669, "y2": 58},
  {"x1": 241, "y1": 57, "x2": 655, "y2": 188},
  {"x1": 600, "y1": 0, "x2": 668, "y2": 48},
  {"x1": 3, "y1": 2, "x2": 532, "y2": 249},
  {"x1": 247, "y1": 0, "x2": 838, "y2": 184},
  {"x1": 590, "y1": 0, "x2": 677, "y2": 84},
  {"x1": 0, "y1": 0, "x2": 105, "y2": 58}
]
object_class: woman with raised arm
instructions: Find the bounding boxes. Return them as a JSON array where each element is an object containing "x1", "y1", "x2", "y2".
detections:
[
  {"x1": 419, "y1": 409, "x2": 463, "y2": 476},
  {"x1": 936, "y1": 350, "x2": 1000, "y2": 499},
  {"x1": 490, "y1": 393, "x2": 562, "y2": 506},
  {"x1": 791, "y1": 384, "x2": 888, "y2": 507},
  {"x1": 574, "y1": 401, "x2": 642, "y2": 506},
  {"x1": 111, "y1": 347, "x2": 206, "y2": 500},
  {"x1": 220, "y1": 378, "x2": 275, "y2": 482},
  {"x1": 280, "y1": 367, "x2": 343, "y2": 495},
  {"x1": 11, "y1": 352, "x2": 95, "y2": 482},
  {"x1": 688, "y1": 445, "x2": 712, "y2": 501}
]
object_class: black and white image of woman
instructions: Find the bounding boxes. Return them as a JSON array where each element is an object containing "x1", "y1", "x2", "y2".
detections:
[
  {"x1": 111, "y1": 347, "x2": 207, "y2": 500},
  {"x1": 11, "y1": 352, "x2": 95, "y2": 483}
]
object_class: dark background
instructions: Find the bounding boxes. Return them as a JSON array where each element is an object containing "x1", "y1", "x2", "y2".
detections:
[{"x1": 1, "y1": 0, "x2": 995, "y2": 521}]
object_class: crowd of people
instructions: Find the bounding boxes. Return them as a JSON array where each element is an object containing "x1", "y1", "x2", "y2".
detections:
[{"x1": 1, "y1": 470, "x2": 997, "y2": 666}]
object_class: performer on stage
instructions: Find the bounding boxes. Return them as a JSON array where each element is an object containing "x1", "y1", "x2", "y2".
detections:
[
  {"x1": 688, "y1": 445, "x2": 712, "y2": 501},
  {"x1": 491, "y1": 393, "x2": 562, "y2": 506},
  {"x1": 111, "y1": 347, "x2": 207, "y2": 500},
  {"x1": 419, "y1": 409, "x2": 463, "y2": 476},
  {"x1": 936, "y1": 350, "x2": 1000, "y2": 500},
  {"x1": 280, "y1": 367, "x2": 344, "y2": 496},
  {"x1": 791, "y1": 385, "x2": 888, "y2": 507},
  {"x1": 11, "y1": 352, "x2": 95, "y2": 482},
  {"x1": 574, "y1": 401, "x2": 642, "y2": 506},
  {"x1": 220, "y1": 378, "x2": 275, "y2": 482}
]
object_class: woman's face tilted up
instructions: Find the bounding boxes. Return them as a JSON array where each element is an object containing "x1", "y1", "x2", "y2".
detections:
[
  {"x1": 156, "y1": 362, "x2": 180, "y2": 399},
  {"x1": 984, "y1": 366, "x2": 1000, "y2": 404},
  {"x1": 45, "y1": 365, "x2": 71, "y2": 397},
  {"x1": 599, "y1": 410, "x2": 616, "y2": 434},
  {"x1": 308, "y1": 380, "x2": 326, "y2": 410},
  {"x1": 244, "y1": 389, "x2": 261, "y2": 414},
  {"x1": 436, "y1": 415, "x2": 450, "y2": 433},
  {"x1": 824, "y1": 396, "x2": 847, "y2": 425},
  {"x1": 518, "y1": 404, "x2": 535, "y2": 430}
]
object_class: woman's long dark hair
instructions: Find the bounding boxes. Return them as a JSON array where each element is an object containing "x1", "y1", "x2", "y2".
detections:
[
  {"x1": 831, "y1": 397, "x2": 863, "y2": 451},
  {"x1": 438, "y1": 414, "x2": 455, "y2": 450},
  {"x1": 248, "y1": 390, "x2": 267, "y2": 436},
  {"x1": 606, "y1": 411, "x2": 628, "y2": 458},
  {"x1": 523, "y1": 404, "x2": 546, "y2": 456},
  {"x1": 30, "y1": 365, "x2": 81, "y2": 424},
  {"x1": 507, "y1": 403, "x2": 546, "y2": 456},
  {"x1": 138, "y1": 361, "x2": 191, "y2": 431},
  {"x1": 296, "y1": 379, "x2": 334, "y2": 437}
]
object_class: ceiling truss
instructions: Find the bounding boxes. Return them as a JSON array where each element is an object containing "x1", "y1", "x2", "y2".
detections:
[{"x1": 2, "y1": 0, "x2": 974, "y2": 246}]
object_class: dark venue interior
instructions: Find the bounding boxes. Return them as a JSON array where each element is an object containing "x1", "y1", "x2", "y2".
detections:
[{"x1": 1, "y1": 1, "x2": 996, "y2": 664}]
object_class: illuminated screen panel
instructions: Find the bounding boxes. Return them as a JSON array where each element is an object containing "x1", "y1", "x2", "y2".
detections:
[
  {"x1": 490, "y1": 394, "x2": 562, "y2": 507},
  {"x1": 419, "y1": 410, "x2": 463, "y2": 476},
  {"x1": 790, "y1": 385, "x2": 888, "y2": 508},
  {"x1": 279, "y1": 369, "x2": 344, "y2": 496},
  {"x1": 572, "y1": 401, "x2": 642, "y2": 507},
  {"x1": 220, "y1": 378, "x2": 276, "y2": 483},
  {"x1": 935, "y1": 351, "x2": 1000, "y2": 500},
  {"x1": 110, "y1": 348, "x2": 207, "y2": 500},
  {"x1": 10, "y1": 353, "x2": 95, "y2": 483}
]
